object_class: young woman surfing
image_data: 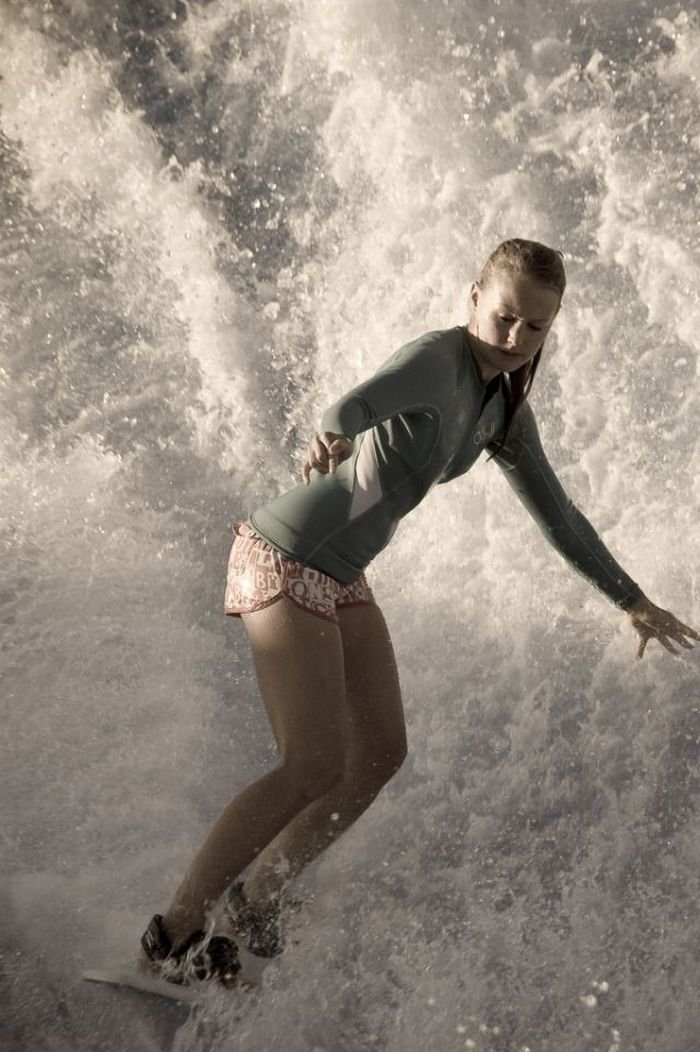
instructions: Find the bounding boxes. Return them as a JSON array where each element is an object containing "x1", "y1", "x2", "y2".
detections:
[{"x1": 139, "y1": 239, "x2": 698, "y2": 986}]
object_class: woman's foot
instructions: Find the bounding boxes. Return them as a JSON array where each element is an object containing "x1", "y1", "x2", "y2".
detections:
[{"x1": 139, "y1": 914, "x2": 241, "y2": 987}]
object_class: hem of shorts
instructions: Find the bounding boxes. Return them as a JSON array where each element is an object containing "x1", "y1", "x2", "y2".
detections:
[
  {"x1": 225, "y1": 593, "x2": 339, "y2": 624},
  {"x1": 224, "y1": 590, "x2": 285, "y2": 618},
  {"x1": 335, "y1": 598, "x2": 376, "y2": 611}
]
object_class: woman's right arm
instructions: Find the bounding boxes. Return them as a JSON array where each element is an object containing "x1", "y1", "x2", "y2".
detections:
[{"x1": 301, "y1": 331, "x2": 460, "y2": 484}]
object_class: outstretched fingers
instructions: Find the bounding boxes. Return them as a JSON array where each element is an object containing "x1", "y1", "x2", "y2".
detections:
[
  {"x1": 634, "y1": 609, "x2": 699, "y2": 660},
  {"x1": 657, "y1": 635, "x2": 680, "y2": 657},
  {"x1": 662, "y1": 615, "x2": 699, "y2": 652},
  {"x1": 636, "y1": 630, "x2": 676, "y2": 661}
]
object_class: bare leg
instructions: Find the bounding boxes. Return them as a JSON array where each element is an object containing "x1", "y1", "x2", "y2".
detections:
[
  {"x1": 243, "y1": 602, "x2": 407, "y2": 909},
  {"x1": 162, "y1": 598, "x2": 349, "y2": 946}
]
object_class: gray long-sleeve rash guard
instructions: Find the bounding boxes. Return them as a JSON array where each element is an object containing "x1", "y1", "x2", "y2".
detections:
[{"x1": 250, "y1": 325, "x2": 643, "y2": 609}]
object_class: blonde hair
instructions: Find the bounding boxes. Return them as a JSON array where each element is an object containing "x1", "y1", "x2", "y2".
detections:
[{"x1": 478, "y1": 238, "x2": 566, "y2": 300}]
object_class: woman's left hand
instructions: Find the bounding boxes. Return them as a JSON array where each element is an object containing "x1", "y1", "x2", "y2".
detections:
[{"x1": 625, "y1": 596, "x2": 699, "y2": 659}]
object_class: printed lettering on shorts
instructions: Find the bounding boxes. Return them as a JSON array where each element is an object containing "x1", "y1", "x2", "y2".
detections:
[
  {"x1": 286, "y1": 565, "x2": 337, "y2": 618},
  {"x1": 254, "y1": 558, "x2": 278, "y2": 595},
  {"x1": 339, "y1": 575, "x2": 374, "y2": 606},
  {"x1": 224, "y1": 521, "x2": 374, "y2": 620}
]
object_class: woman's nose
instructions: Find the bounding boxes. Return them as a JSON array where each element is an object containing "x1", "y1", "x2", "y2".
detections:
[{"x1": 508, "y1": 321, "x2": 525, "y2": 347}]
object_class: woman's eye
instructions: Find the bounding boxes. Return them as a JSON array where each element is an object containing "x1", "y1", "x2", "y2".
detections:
[
  {"x1": 499, "y1": 314, "x2": 514, "y2": 322},
  {"x1": 529, "y1": 324, "x2": 543, "y2": 331}
]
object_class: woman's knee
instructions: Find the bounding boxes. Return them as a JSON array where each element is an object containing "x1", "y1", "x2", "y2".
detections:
[
  {"x1": 279, "y1": 751, "x2": 346, "y2": 804},
  {"x1": 345, "y1": 739, "x2": 408, "y2": 799}
]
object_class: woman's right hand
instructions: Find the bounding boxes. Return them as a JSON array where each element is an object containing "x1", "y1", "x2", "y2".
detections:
[{"x1": 302, "y1": 432, "x2": 354, "y2": 485}]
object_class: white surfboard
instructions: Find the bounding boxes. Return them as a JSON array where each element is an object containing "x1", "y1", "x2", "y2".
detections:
[{"x1": 82, "y1": 964, "x2": 199, "y2": 1004}]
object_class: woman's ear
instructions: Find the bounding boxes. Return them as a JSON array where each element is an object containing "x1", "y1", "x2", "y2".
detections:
[{"x1": 468, "y1": 280, "x2": 481, "y2": 320}]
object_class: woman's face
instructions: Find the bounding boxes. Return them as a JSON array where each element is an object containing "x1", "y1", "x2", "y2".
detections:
[{"x1": 467, "y1": 270, "x2": 561, "y2": 382}]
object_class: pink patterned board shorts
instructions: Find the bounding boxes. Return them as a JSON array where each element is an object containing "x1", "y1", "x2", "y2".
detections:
[{"x1": 224, "y1": 522, "x2": 376, "y2": 624}]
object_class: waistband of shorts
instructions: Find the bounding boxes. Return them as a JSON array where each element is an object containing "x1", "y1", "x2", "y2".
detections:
[{"x1": 231, "y1": 521, "x2": 296, "y2": 562}]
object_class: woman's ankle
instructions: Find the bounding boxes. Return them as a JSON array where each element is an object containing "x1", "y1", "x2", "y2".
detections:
[{"x1": 161, "y1": 910, "x2": 206, "y2": 953}]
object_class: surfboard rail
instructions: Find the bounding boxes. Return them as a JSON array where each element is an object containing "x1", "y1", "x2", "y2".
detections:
[{"x1": 82, "y1": 965, "x2": 199, "y2": 1004}]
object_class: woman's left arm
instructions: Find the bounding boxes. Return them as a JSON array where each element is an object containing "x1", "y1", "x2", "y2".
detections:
[{"x1": 488, "y1": 404, "x2": 698, "y2": 659}]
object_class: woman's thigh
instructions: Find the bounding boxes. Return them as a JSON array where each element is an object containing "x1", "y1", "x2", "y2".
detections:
[
  {"x1": 336, "y1": 603, "x2": 407, "y2": 782},
  {"x1": 241, "y1": 597, "x2": 349, "y2": 793}
]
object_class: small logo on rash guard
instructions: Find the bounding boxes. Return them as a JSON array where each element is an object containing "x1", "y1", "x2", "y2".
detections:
[{"x1": 473, "y1": 421, "x2": 497, "y2": 445}]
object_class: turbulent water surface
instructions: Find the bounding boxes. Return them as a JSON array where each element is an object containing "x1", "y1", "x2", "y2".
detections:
[{"x1": 2, "y1": 1, "x2": 699, "y2": 1050}]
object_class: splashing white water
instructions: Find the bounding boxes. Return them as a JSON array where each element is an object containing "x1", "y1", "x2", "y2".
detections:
[{"x1": 1, "y1": 2, "x2": 699, "y2": 1050}]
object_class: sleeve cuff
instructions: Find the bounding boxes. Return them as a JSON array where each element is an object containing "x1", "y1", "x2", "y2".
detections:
[{"x1": 616, "y1": 587, "x2": 645, "y2": 611}]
